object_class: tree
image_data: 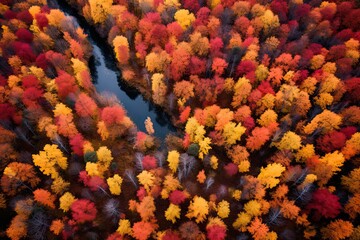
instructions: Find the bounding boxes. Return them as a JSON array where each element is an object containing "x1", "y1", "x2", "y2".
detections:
[
  {"x1": 303, "y1": 110, "x2": 342, "y2": 135},
  {"x1": 137, "y1": 170, "x2": 155, "y2": 193},
  {"x1": 179, "y1": 221, "x2": 202, "y2": 240},
  {"x1": 33, "y1": 189, "x2": 56, "y2": 208},
  {"x1": 306, "y1": 189, "x2": 342, "y2": 219},
  {"x1": 101, "y1": 106, "x2": 126, "y2": 126},
  {"x1": 55, "y1": 71, "x2": 79, "y2": 99},
  {"x1": 50, "y1": 219, "x2": 64, "y2": 235},
  {"x1": 170, "y1": 44, "x2": 191, "y2": 81},
  {"x1": 165, "y1": 203, "x2": 181, "y2": 223},
  {"x1": 173, "y1": 81, "x2": 195, "y2": 102},
  {"x1": 317, "y1": 131, "x2": 346, "y2": 153},
  {"x1": 217, "y1": 200, "x2": 230, "y2": 219},
  {"x1": 222, "y1": 122, "x2": 246, "y2": 145},
  {"x1": 169, "y1": 190, "x2": 187, "y2": 205},
  {"x1": 244, "y1": 200, "x2": 261, "y2": 217},
  {"x1": 276, "y1": 131, "x2": 302, "y2": 151},
  {"x1": 142, "y1": 155, "x2": 157, "y2": 170},
  {"x1": 113, "y1": 36, "x2": 130, "y2": 64},
  {"x1": 186, "y1": 196, "x2": 209, "y2": 223},
  {"x1": 345, "y1": 194, "x2": 360, "y2": 219},
  {"x1": 231, "y1": 77, "x2": 252, "y2": 108},
  {"x1": 206, "y1": 218, "x2": 227, "y2": 240},
  {"x1": 233, "y1": 212, "x2": 251, "y2": 232},
  {"x1": 71, "y1": 199, "x2": 97, "y2": 223},
  {"x1": 89, "y1": 0, "x2": 113, "y2": 24},
  {"x1": 107, "y1": 174, "x2": 123, "y2": 195},
  {"x1": 1, "y1": 162, "x2": 40, "y2": 196},
  {"x1": 321, "y1": 220, "x2": 353, "y2": 240},
  {"x1": 246, "y1": 127, "x2": 270, "y2": 151},
  {"x1": 174, "y1": 9, "x2": 195, "y2": 29},
  {"x1": 167, "y1": 150, "x2": 180, "y2": 173},
  {"x1": 70, "y1": 133, "x2": 85, "y2": 156},
  {"x1": 32, "y1": 144, "x2": 67, "y2": 179},
  {"x1": 152, "y1": 73, "x2": 167, "y2": 105},
  {"x1": 75, "y1": 93, "x2": 98, "y2": 118},
  {"x1": 342, "y1": 132, "x2": 360, "y2": 160},
  {"x1": 247, "y1": 217, "x2": 269, "y2": 240},
  {"x1": 117, "y1": 219, "x2": 132, "y2": 236},
  {"x1": 136, "y1": 196, "x2": 156, "y2": 221},
  {"x1": 132, "y1": 221, "x2": 157, "y2": 240},
  {"x1": 342, "y1": 168, "x2": 360, "y2": 194},
  {"x1": 6, "y1": 215, "x2": 28, "y2": 240},
  {"x1": 257, "y1": 163, "x2": 285, "y2": 189},
  {"x1": 212, "y1": 58, "x2": 228, "y2": 75},
  {"x1": 190, "y1": 32, "x2": 209, "y2": 56},
  {"x1": 144, "y1": 117, "x2": 154, "y2": 135},
  {"x1": 59, "y1": 192, "x2": 77, "y2": 212},
  {"x1": 197, "y1": 170, "x2": 206, "y2": 183}
]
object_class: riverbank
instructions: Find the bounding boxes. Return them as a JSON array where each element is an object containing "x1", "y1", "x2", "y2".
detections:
[{"x1": 49, "y1": 0, "x2": 178, "y2": 140}]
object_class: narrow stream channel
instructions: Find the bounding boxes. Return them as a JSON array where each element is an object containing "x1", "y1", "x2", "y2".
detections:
[{"x1": 49, "y1": 0, "x2": 177, "y2": 140}]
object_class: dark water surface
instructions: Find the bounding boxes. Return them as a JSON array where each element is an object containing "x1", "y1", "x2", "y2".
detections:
[{"x1": 50, "y1": 0, "x2": 177, "y2": 140}]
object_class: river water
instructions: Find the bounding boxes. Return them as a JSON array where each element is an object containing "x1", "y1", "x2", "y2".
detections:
[{"x1": 49, "y1": 0, "x2": 177, "y2": 140}]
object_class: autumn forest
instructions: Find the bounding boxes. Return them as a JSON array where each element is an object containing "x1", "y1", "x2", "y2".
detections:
[{"x1": 0, "y1": 0, "x2": 360, "y2": 239}]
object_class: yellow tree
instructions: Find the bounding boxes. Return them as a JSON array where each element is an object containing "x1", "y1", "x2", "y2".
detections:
[
  {"x1": 217, "y1": 200, "x2": 230, "y2": 219},
  {"x1": 32, "y1": 144, "x2": 67, "y2": 179},
  {"x1": 303, "y1": 110, "x2": 342, "y2": 134},
  {"x1": 174, "y1": 9, "x2": 195, "y2": 29},
  {"x1": 89, "y1": 0, "x2": 113, "y2": 24},
  {"x1": 167, "y1": 150, "x2": 180, "y2": 173},
  {"x1": 165, "y1": 203, "x2": 181, "y2": 223},
  {"x1": 257, "y1": 163, "x2": 285, "y2": 189},
  {"x1": 222, "y1": 122, "x2": 246, "y2": 145},
  {"x1": 96, "y1": 146, "x2": 114, "y2": 175},
  {"x1": 276, "y1": 131, "x2": 302, "y2": 151},
  {"x1": 107, "y1": 174, "x2": 123, "y2": 195},
  {"x1": 59, "y1": 192, "x2": 77, "y2": 212},
  {"x1": 186, "y1": 196, "x2": 209, "y2": 223},
  {"x1": 151, "y1": 73, "x2": 167, "y2": 105},
  {"x1": 137, "y1": 170, "x2": 155, "y2": 193},
  {"x1": 232, "y1": 77, "x2": 252, "y2": 108}
]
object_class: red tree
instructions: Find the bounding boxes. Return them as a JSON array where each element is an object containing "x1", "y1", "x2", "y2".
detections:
[
  {"x1": 224, "y1": 163, "x2": 238, "y2": 176},
  {"x1": 169, "y1": 190, "x2": 187, "y2": 205},
  {"x1": 35, "y1": 13, "x2": 48, "y2": 29},
  {"x1": 70, "y1": 134, "x2": 84, "y2": 156},
  {"x1": 345, "y1": 78, "x2": 360, "y2": 102},
  {"x1": 71, "y1": 199, "x2": 97, "y2": 223},
  {"x1": 306, "y1": 189, "x2": 342, "y2": 220},
  {"x1": 142, "y1": 155, "x2": 158, "y2": 170},
  {"x1": 101, "y1": 106, "x2": 125, "y2": 126},
  {"x1": 190, "y1": 56, "x2": 206, "y2": 75},
  {"x1": 75, "y1": 93, "x2": 98, "y2": 117},
  {"x1": 15, "y1": 29, "x2": 33, "y2": 43},
  {"x1": 16, "y1": 10, "x2": 33, "y2": 25},
  {"x1": 316, "y1": 131, "x2": 346, "y2": 153},
  {"x1": 55, "y1": 71, "x2": 79, "y2": 98},
  {"x1": 22, "y1": 75, "x2": 40, "y2": 89}
]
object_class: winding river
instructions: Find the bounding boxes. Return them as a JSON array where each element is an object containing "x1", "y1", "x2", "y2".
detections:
[{"x1": 49, "y1": 0, "x2": 177, "y2": 140}]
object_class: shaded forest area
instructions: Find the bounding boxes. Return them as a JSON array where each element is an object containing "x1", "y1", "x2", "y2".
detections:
[{"x1": 0, "y1": 0, "x2": 360, "y2": 239}]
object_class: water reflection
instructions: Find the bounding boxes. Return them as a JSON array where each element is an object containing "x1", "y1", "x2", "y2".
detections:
[{"x1": 50, "y1": 0, "x2": 177, "y2": 140}]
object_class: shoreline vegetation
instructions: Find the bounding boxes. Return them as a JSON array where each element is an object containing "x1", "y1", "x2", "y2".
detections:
[{"x1": 0, "y1": 0, "x2": 360, "y2": 239}]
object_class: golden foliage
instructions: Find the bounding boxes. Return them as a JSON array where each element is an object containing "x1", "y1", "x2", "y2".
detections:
[
  {"x1": 258, "y1": 163, "x2": 285, "y2": 189},
  {"x1": 165, "y1": 203, "x2": 181, "y2": 223},
  {"x1": 186, "y1": 196, "x2": 209, "y2": 223}
]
